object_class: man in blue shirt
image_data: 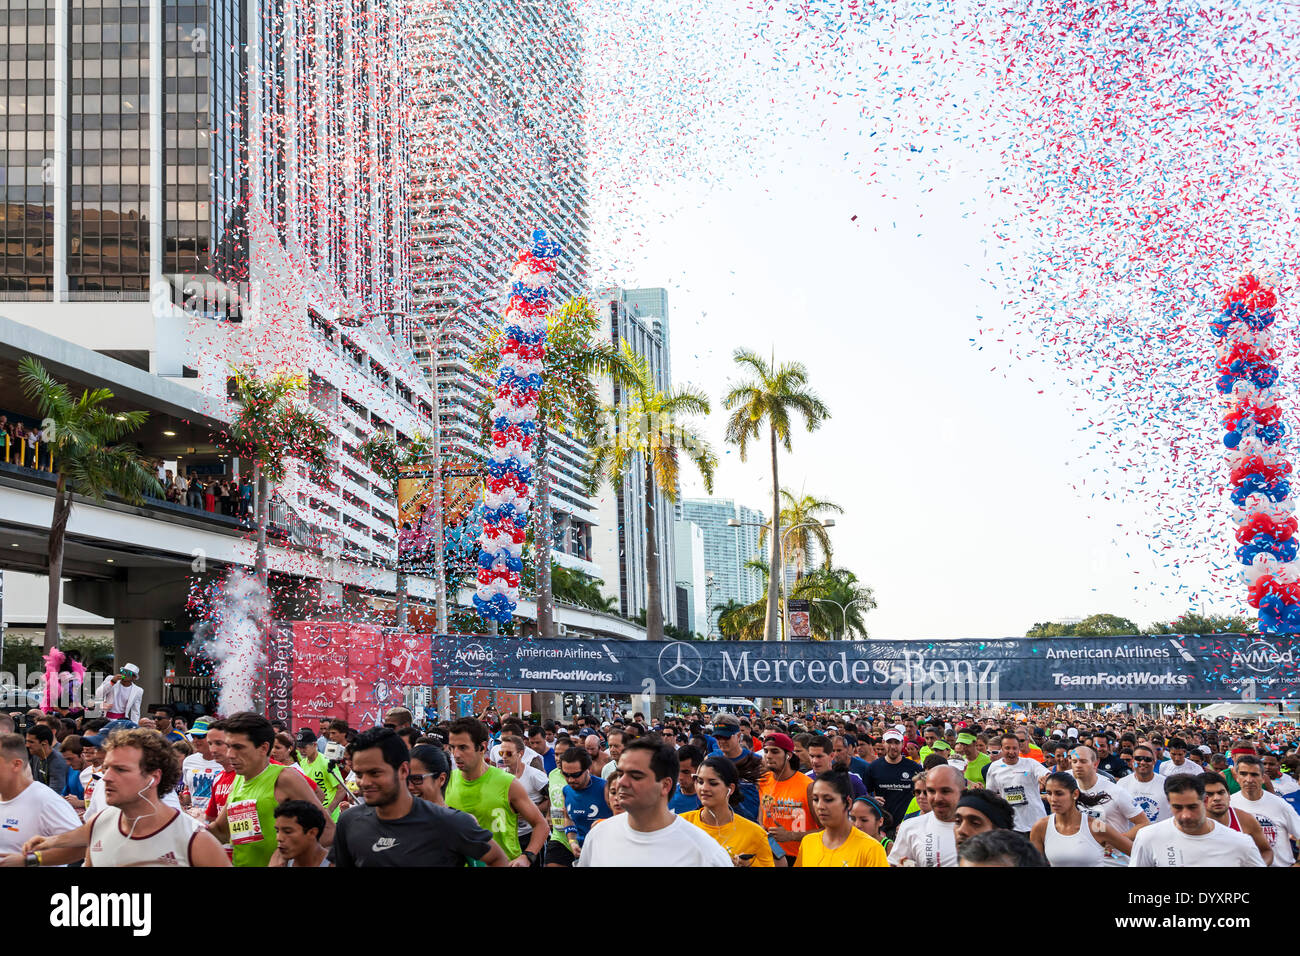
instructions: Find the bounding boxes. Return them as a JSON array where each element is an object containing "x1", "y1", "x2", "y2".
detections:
[
  {"x1": 152, "y1": 706, "x2": 185, "y2": 743},
  {"x1": 668, "y1": 745, "x2": 703, "y2": 814},
  {"x1": 558, "y1": 746, "x2": 611, "y2": 861},
  {"x1": 710, "y1": 714, "x2": 763, "y2": 821},
  {"x1": 528, "y1": 726, "x2": 556, "y2": 774},
  {"x1": 833, "y1": 734, "x2": 872, "y2": 781}
]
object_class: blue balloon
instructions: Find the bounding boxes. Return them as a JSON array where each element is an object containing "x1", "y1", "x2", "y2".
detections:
[{"x1": 1223, "y1": 429, "x2": 1243, "y2": 449}]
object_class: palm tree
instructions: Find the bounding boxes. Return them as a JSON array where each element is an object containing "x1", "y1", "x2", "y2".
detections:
[
  {"x1": 220, "y1": 366, "x2": 331, "y2": 584},
  {"x1": 473, "y1": 296, "x2": 637, "y2": 637},
  {"x1": 790, "y1": 567, "x2": 877, "y2": 640},
  {"x1": 18, "y1": 357, "x2": 162, "y2": 651},
  {"x1": 761, "y1": 488, "x2": 843, "y2": 583},
  {"x1": 550, "y1": 564, "x2": 620, "y2": 613},
  {"x1": 589, "y1": 342, "x2": 717, "y2": 641},
  {"x1": 357, "y1": 430, "x2": 432, "y2": 625},
  {"x1": 723, "y1": 350, "x2": 830, "y2": 640},
  {"x1": 713, "y1": 598, "x2": 764, "y2": 641}
]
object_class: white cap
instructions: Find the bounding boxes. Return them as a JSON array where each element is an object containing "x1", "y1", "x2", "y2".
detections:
[
  {"x1": 883, "y1": 730, "x2": 904, "y2": 743},
  {"x1": 120, "y1": 663, "x2": 140, "y2": 677},
  {"x1": 1066, "y1": 727, "x2": 1079, "y2": 739}
]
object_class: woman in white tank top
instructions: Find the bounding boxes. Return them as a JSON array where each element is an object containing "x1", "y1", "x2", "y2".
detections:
[{"x1": 1030, "y1": 772, "x2": 1134, "y2": 867}]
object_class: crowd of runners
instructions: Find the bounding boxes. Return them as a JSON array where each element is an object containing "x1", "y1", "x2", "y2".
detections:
[{"x1": 0, "y1": 699, "x2": 1297, "y2": 867}]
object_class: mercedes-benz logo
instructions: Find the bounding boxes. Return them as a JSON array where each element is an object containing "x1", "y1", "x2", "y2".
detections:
[{"x1": 658, "y1": 641, "x2": 703, "y2": 690}]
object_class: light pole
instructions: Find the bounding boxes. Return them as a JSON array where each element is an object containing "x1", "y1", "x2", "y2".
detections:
[
  {"x1": 812, "y1": 597, "x2": 871, "y2": 640},
  {"x1": 726, "y1": 517, "x2": 834, "y2": 641}
]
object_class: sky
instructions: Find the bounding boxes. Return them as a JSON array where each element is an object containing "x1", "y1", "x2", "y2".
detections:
[{"x1": 575, "y1": 1, "x2": 1300, "y2": 639}]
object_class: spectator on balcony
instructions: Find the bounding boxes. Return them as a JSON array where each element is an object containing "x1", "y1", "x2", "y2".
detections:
[
  {"x1": 164, "y1": 470, "x2": 180, "y2": 503},
  {"x1": 204, "y1": 477, "x2": 218, "y2": 512},
  {"x1": 186, "y1": 472, "x2": 204, "y2": 509},
  {"x1": 240, "y1": 475, "x2": 253, "y2": 520}
]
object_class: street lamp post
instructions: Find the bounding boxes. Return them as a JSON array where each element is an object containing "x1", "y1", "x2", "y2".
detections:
[
  {"x1": 811, "y1": 596, "x2": 871, "y2": 640},
  {"x1": 726, "y1": 517, "x2": 834, "y2": 641}
]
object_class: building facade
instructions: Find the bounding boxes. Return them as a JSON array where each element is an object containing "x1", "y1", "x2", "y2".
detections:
[
  {"x1": 0, "y1": 0, "x2": 430, "y2": 569},
  {"x1": 679, "y1": 498, "x2": 768, "y2": 638},
  {"x1": 673, "y1": 518, "x2": 707, "y2": 636},
  {"x1": 590, "y1": 289, "x2": 676, "y2": 624},
  {"x1": 404, "y1": 0, "x2": 598, "y2": 577}
]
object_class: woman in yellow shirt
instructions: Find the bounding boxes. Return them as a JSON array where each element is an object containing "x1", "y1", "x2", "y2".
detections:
[
  {"x1": 681, "y1": 756, "x2": 775, "y2": 867},
  {"x1": 796, "y1": 771, "x2": 889, "y2": 867}
]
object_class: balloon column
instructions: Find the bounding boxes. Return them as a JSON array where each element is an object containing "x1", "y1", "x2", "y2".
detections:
[
  {"x1": 473, "y1": 229, "x2": 561, "y2": 625},
  {"x1": 1216, "y1": 274, "x2": 1300, "y2": 632}
]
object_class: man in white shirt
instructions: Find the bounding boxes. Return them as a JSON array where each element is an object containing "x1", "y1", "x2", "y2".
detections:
[
  {"x1": 889, "y1": 765, "x2": 961, "y2": 867},
  {"x1": 578, "y1": 737, "x2": 731, "y2": 867},
  {"x1": 1157, "y1": 737, "x2": 1198, "y2": 778},
  {"x1": 1130, "y1": 773, "x2": 1265, "y2": 867},
  {"x1": 1229, "y1": 755, "x2": 1300, "y2": 867},
  {"x1": 0, "y1": 733, "x2": 81, "y2": 863},
  {"x1": 1262, "y1": 753, "x2": 1300, "y2": 797},
  {"x1": 1070, "y1": 744, "x2": 1147, "y2": 865},
  {"x1": 983, "y1": 733, "x2": 1049, "y2": 832},
  {"x1": 96, "y1": 664, "x2": 143, "y2": 722},
  {"x1": 1116, "y1": 743, "x2": 1170, "y2": 823},
  {"x1": 180, "y1": 718, "x2": 224, "y2": 816}
]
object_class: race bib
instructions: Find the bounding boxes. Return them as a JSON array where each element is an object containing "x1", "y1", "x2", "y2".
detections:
[
  {"x1": 227, "y1": 799, "x2": 264, "y2": 845},
  {"x1": 1003, "y1": 785, "x2": 1026, "y2": 806}
]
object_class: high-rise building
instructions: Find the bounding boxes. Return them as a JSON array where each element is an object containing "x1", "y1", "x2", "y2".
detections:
[
  {"x1": 590, "y1": 289, "x2": 676, "y2": 623},
  {"x1": 679, "y1": 499, "x2": 768, "y2": 638},
  {"x1": 1, "y1": 0, "x2": 430, "y2": 566},
  {"x1": 620, "y1": 287, "x2": 670, "y2": 385},
  {"x1": 673, "y1": 519, "x2": 707, "y2": 636},
  {"x1": 404, "y1": 1, "x2": 598, "y2": 577}
]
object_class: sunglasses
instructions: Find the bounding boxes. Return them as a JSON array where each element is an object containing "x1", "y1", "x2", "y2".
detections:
[
  {"x1": 406, "y1": 772, "x2": 441, "y2": 786},
  {"x1": 562, "y1": 770, "x2": 586, "y2": 779}
]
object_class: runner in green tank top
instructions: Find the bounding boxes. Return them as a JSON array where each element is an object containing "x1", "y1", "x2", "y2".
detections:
[
  {"x1": 445, "y1": 717, "x2": 548, "y2": 865},
  {"x1": 295, "y1": 731, "x2": 347, "y2": 822},
  {"x1": 209, "y1": 713, "x2": 334, "y2": 866}
]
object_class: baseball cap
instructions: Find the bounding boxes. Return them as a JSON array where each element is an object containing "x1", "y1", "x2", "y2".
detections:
[
  {"x1": 1066, "y1": 727, "x2": 1079, "y2": 739},
  {"x1": 296, "y1": 728, "x2": 317, "y2": 747},
  {"x1": 955, "y1": 732, "x2": 976, "y2": 745},
  {"x1": 189, "y1": 717, "x2": 212, "y2": 738},
  {"x1": 883, "y1": 730, "x2": 903, "y2": 743},
  {"x1": 84, "y1": 718, "x2": 137, "y2": 748},
  {"x1": 764, "y1": 732, "x2": 795, "y2": 753}
]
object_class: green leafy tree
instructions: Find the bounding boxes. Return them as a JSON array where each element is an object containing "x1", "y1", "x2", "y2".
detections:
[
  {"x1": 723, "y1": 350, "x2": 830, "y2": 641},
  {"x1": 589, "y1": 342, "x2": 717, "y2": 641},
  {"x1": 18, "y1": 357, "x2": 162, "y2": 650},
  {"x1": 1146, "y1": 613, "x2": 1254, "y2": 635},
  {"x1": 220, "y1": 366, "x2": 330, "y2": 584},
  {"x1": 713, "y1": 598, "x2": 765, "y2": 641},
  {"x1": 551, "y1": 564, "x2": 619, "y2": 613},
  {"x1": 474, "y1": 297, "x2": 638, "y2": 637},
  {"x1": 1026, "y1": 613, "x2": 1141, "y2": 638}
]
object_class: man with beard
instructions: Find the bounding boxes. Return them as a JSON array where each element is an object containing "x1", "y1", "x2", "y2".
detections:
[
  {"x1": 889, "y1": 764, "x2": 963, "y2": 867},
  {"x1": 330, "y1": 727, "x2": 505, "y2": 867}
]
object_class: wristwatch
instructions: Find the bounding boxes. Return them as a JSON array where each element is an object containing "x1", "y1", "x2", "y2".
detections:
[{"x1": 523, "y1": 849, "x2": 537, "y2": 863}]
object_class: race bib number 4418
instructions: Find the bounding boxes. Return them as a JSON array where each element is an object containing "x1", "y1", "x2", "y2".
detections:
[{"x1": 227, "y1": 800, "x2": 264, "y2": 845}]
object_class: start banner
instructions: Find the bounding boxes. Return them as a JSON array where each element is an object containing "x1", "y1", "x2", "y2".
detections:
[{"x1": 429, "y1": 633, "x2": 1300, "y2": 703}]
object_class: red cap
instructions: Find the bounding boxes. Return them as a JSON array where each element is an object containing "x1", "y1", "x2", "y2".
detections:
[{"x1": 764, "y1": 732, "x2": 795, "y2": 753}]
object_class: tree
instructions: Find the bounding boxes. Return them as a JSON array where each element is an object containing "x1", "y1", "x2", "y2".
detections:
[
  {"x1": 220, "y1": 366, "x2": 330, "y2": 584},
  {"x1": 473, "y1": 296, "x2": 637, "y2": 637},
  {"x1": 723, "y1": 350, "x2": 830, "y2": 641},
  {"x1": 1026, "y1": 613, "x2": 1141, "y2": 638},
  {"x1": 789, "y1": 567, "x2": 877, "y2": 640},
  {"x1": 762, "y1": 488, "x2": 843, "y2": 582},
  {"x1": 713, "y1": 598, "x2": 765, "y2": 641},
  {"x1": 551, "y1": 564, "x2": 619, "y2": 613},
  {"x1": 589, "y1": 342, "x2": 717, "y2": 641},
  {"x1": 1146, "y1": 613, "x2": 1254, "y2": 635},
  {"x1": 357, "y1": 430, "x2": 432, "y2": 626},
  {"x1": 18, "y1": 357, "x2": 162, "y2": 651}
]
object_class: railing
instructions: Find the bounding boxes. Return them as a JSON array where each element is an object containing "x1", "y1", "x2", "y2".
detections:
[
  {"x1": 2, "y1": 434, "x2": 54, "y2": 472},
  {"x1": 269, "y1": 492, "x2": 316, "y2": 550}
]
